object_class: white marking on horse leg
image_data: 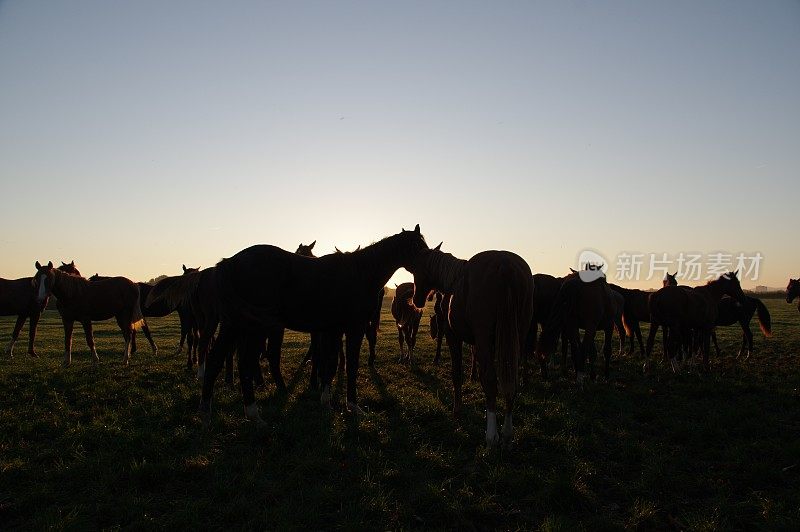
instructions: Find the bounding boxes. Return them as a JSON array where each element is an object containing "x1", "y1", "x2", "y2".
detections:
[
  {"x1": 6, "y1": 339, "x2": 16, "y2": 356},
  {"x1": 91, "y1": 347, "x2": 100, "y2": 364},
  {"x1": 122, "y1": 340, "x2": 130, "y2": 366},
  {"x1": 502, "y1": 413, "x2": 514, "y2": 440},
  {"x1": 486, "y1": 410, "x2": 499, "y2": 446}
]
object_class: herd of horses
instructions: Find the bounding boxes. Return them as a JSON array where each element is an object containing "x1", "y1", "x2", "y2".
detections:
[{"x1": 1, "y1": 225, "x2": 794, "y2": 446}]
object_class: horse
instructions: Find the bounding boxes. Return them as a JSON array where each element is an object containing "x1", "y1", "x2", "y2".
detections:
[
  {"x1": 537, "y1": 269, "x2": 618, "y2": 384},
  {"x1": 33, "y1": 261, "x2": 144, "y2": 366},
  {"x1": 786, "y1": 278, "x2": 800, "y2": 312},
  {"x1": 709, "y1": 295, "x2": 772, "y2": 359},
  {"x1": 89, "y1": 273, "x2": 159, "y2": 355},
  {"x1": 175, "y1": 265, "x2": 201, "y2": 362},
  {"x1": 646, "y1": 271, "x2": 746, "y2": 372},
  {"x1": 524, "y1": 273, "x2": 566, "y2": 379},
  {"x1": 391, "y1": 282, "x2": 422, "y2": 363},
  {"x1": 0, "y1": 268, "x2": 53, "y2": 357},
  {"x1": 409, "y1": 243, "x2": 534, "y2": 447},
  {"x1": 609, "y1": 283, "x2": 663, "y2": 357},
  {"x1": 148, "y1": 225, "x2": 428, "y2": 422},
  {"x1": 297, "y1": 242, "x2": 384, "y2": 368}
]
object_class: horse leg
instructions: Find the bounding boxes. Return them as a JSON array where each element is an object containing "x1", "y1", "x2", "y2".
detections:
[
  {"x1": 561, "y1": 330, "x2": 570, "y2": 377},
  {"x1": 634, "y1": 322, "x2": 645, "y2": 357},
  {"x1": 576, "y1": 329, "x2": 595, "y2": 387},
  {"x1": 434, "y1": 331, "x2": 443, "y2": 365},
  {"x1": 28, "y1": 311, "x2": 41, "y2": 357},
  {"x1": 237, "y1": 330, "x2": 264, "y2": 424},
  {"x1": 644, "y1": 322, "x2": 659, "y2": 371},
  {"x1": 474, "y1": 337, "x2": 500, "y2": 447},
  {"x1": 396, "y1": 328, "x2": 405, "y2": 362},
  {"x1": 344, "y1": 329, "x2": 365, "y2": 414},
  {"x1": 603, "y1": 325, "x2": 613, "y2": 381},
  {"x1": 702, "y1": 330, "x2": 711, "y2": 372},
  {"x1": 744, "y1": 323, "x2": 753, "y2": 360},
  {"x1": 445, "y1": 330, "x2": 464, "y2": 417},
  {"x1": 224, "y1": 343, "x2": 234, "y2": 386},
  {"x1": 366, "y1": 323, "x2": 378, "y2": 366},
  {"x1": 711, "y1": 329, "x2": 721, "y2": 358},
  {"x1": 409, "y1": 320, "x2": 419, "y2": 364},
  {"x1": 197, "y1": 327, "x2": 213, "y2": 380},
  {"x1": 338, "y1": 336, "x2": 345, "y2": 373},
  {"x1": 317, "y1": 332, "x2": 340, "y2": 409},
  {"x1": 82, "y1": 320, "x2": 100, "y2": 365},
  {"x1": 6, "y1": 315, "x2": 26, "y2": 357},
  {"x1": 140, "y1": 320, "x2": 157, "y2": 355},
  {"x1": 62, "y1": 318, "x2": 74, "y2": 367},
  {"x1": 199, "y1": 321, "x2": 236, "y2": 415},
  {"x1": 266, "y1": 327, "x2": 286, "y2": 392},
  {"x1": 469, "y1": 345, "x2": 478, "y2": 382}
]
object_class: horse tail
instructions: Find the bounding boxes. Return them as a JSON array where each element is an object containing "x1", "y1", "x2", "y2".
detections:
[
  {"x1": 131, "y1": 284, "x2": 146, "y2": 331},
  {"x1": 495, "y1": 264, "x2": 527, "y2": 398},
  {"x1": 146, "y1": 272, "x2": 201, "y2": 310},
  {"x1": 754, "y1": 298, "x2": 772, "y2": 337},
  {"x1": 621, "y1": 313, "x2": 634, "y2": 337}
]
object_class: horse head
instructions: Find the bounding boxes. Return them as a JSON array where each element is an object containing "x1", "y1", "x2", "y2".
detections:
[
  {"x1": 785, "y1": 278, "x2": 800, "y2": 304},
  {"x1": 663, "y1": 272, "x2": 678, "y2": 287},
  {"x1": 717, "y1": 270, "x2": 746, "y2": 303},
  {"x1": 58, "y1": 260, "x2": 81, "y2": 277},
  {"x1": 32, "y1": 261, "x2": 55, "y2": 307},
  {"x1": 296, "y1": 241, "x2": 317, "y2": 258},
  {"x1": 182, "y1": 264, "x2": 200, "y2": 275}
]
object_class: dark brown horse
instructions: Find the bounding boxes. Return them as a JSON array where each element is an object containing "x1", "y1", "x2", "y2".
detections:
[
  {"x1": 34, "y1": 261, "x2": 144, "y2": 366},
  {"x1": 786, "y1": 278, "x2": 800, "y2": 312},
  {"x1": 537, "y1": 270, "x2": 618, "y2": 384},
  {"x1": 609, "y1": 283, "x2": 664, "y2": 357},
  {"x1": 391, "y1": 282, "x2": 422, "y2": 363},
  {"x1": 646, "y1": 271, "x2": 746, "y2": 371},
  {"x1": 1, "y1": 270, "x2": 51, "y2": 357},
  {"x1": 409, "y1": 244, "x2": 534, "y2": 447},
  {"x1": 149, "y1": 225, "x2": 428, "y2": 422},
  {"x1": 176, "y1": 265, "x2": 200, "y2": 362},
  {"x1": 710, "y1": 295, "x2": 771, "y2": 359},
  {"x1": 90, "y1": 273, "x2": 158, "y2": 355}
]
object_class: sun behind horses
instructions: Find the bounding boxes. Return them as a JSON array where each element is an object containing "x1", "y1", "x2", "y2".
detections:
[
  {"x1": 409, "y1": 242, "x2": 534, "y2": 448},
  {"x1": 391, "y1": 282, "x2": 423, "y2": 364}
]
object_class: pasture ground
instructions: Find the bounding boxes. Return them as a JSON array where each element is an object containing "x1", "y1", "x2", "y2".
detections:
[{"x1": 1, "y1": 299, "x2": 799, "y2": 530}]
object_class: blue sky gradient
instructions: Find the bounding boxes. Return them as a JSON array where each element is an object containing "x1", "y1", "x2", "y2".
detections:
[{"x1": 1, "y1": 1, "x2": 798, "y2": 287}]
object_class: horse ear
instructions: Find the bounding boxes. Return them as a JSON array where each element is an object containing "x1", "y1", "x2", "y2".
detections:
[
  {"x1": 570, "y1": 268, "x2": 578, "y2": 274},
  {"x1": 394, "y1": 283, "x2": 398, "y2": 288},
  {"x1": 672, "y1": 272, "x2": 677, "y2": 277},
  {"x1": 47, "y1": 261, "x2": 53, "y2": 268},
  {"x1": 35, "y1": 261, "x2": 42, "y2": 270},
  {"x1": 335, "y1": 246, "x2": 341, "y2": 253},
  {"x1": 414, "y1": 224, "x2": 420, "y2": 234},
  {"x1": 733, "y1": 269, "x2": 739, "y2": 278},
  {"x1": 434, "y1": 241, "x2": 442, "y2": 251},
  {"x1": 70, "y1": 260, "x2": 74, "y2": 266},
  {"x1": 182, "y1": 264, "x2": 187, "y2": 272},
  {"x1": 61, "y1": 261, "x2": 67, "y2": 266},
  {"x1": 356, "y1": 245, "x2": 361, "y2": 251},
  {"x1": 310, "y1": 240, "x2": 316, "y2": 249}
]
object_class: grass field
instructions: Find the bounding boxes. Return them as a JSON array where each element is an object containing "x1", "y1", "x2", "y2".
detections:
[{"x1": 1, "y1": 298, "x2": 799, "y2": 530}]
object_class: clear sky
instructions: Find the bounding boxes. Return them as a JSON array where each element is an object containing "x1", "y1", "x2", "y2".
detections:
[{"x1": 1, "y1": 1, "x2": 798, "y2": 288}]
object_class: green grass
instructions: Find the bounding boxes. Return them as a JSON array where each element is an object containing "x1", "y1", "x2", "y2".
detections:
[{"x1": 1, "y1": 299, "x2": 799, "y2": 529}]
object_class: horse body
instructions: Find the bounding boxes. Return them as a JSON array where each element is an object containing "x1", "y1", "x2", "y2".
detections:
[
  {"x1": 34, "y1": 262, "x2": 144, "y2": 366},
  {"x1": 538, "y1": 272, "x2": 619, "y2": 383},
  {"x1": 608, "y1": 284, "x2": 652, "y2": 356},
  {"x1": 0, "y1": 277, "x2": 46, "y2": 357},
  {"x1": 391, "y1": 282, "x2": 422, "y2": 363},
  {"x1": 646, "y1": 272, "x2": 746, "y2": 371},
  {"x1": 429, "y1": 291, "x2": 451, "y2": 364},
  {"x1": 710, "y1": 295, "x2": 771, "y2": 359},
  {"x1": 786, "y1": 278, "x2": 800, "y2": 312},
  {"x1": 147, "y1": 226, "x2": 428, "y2": 419},
  {"x1": 410, "y1": 247, "x2": 533, "y2": 446}
]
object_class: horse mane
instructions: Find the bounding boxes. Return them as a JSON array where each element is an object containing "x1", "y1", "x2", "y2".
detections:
[
  {"x1": 53, "y1": 268, "x2": 89, "y2": 300},
  {"x1": 423, "y1": 250, "x2": 467, "y2": 293},
  {"x1": 342, "y1": 230, "x2": 427, "y2": 272},
  {"x1": 146, "y1": 271, "x2": 202, "y2": 309}
]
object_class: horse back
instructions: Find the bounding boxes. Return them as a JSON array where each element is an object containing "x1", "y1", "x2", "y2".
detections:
[
  {"x1": 0, "y1": 277, "x2": 37, "y2": 316},
  {"x1": 59, "y1": 277, "x2": 139, "y2": 321}
]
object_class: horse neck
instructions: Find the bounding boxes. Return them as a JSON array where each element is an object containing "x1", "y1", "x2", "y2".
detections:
[
  {"x1": 425, "y1": 252, "x2": 468, "y2": 293},
  {"x1": 697, "y1": 279, "x2": 729, "y2": 302},
  {"x1": 52, "y1": 269, "x2": 87, "y2": 301},
  {"x1": 354, "y1": 236, "x2": 410, "y2": 286}
]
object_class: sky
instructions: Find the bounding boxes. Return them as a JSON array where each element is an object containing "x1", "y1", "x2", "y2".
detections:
[{"x1": 1, "y1": 0, "x2": 798, "y2": 288}]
